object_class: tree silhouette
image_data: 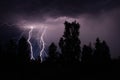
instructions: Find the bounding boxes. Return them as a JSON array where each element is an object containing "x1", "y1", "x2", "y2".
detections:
[
  {"x1": 47, "y1": 43, "x2": 58, "y2": 63},
  {"x1": 81, "y1": 43, "x2": 93, "y2": 64},
  {"x1": 6, "y1": 39, "x2": 17, "y2": 64},
  {"x1": 101, "y1": 40, "x2": 111, "y2": 64},
  {"x1": 17, "y1": 36, "x2": 31, "y2": 64},
  {"x1": 93, "y1": 38, "x2": 111, "y2": 64},
  {"x1": 59, "y1": 21, "x2": 81, "y2": 63}
]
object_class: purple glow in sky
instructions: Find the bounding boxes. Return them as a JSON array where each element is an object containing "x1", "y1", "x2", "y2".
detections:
[
  {"x1": 13, "y1": 9, "x2": 120, "y2": 58},
  {"x1": 0, "y1": 0, "x2": 120, "y2": 58}
]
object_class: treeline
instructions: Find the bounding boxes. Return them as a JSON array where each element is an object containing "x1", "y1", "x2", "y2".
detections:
[{"x1": 0, "y1": 21, "x2": 120, "y2": 65}]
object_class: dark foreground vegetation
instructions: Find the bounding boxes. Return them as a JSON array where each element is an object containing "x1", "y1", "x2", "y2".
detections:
[{"x1": 0, "y1": 21, "x2": 120, "y2": 79}]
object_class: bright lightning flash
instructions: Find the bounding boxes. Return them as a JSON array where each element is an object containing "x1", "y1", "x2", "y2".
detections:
[
  {"x1": 22, "y1": 24, "x2": 47, "y2": 62},
  {"x1": 28, "y1": 26, "x2": 35, "y2": 60},
  {"x1": 39, "y1": 26, "x2": 47, "y2": 62}
]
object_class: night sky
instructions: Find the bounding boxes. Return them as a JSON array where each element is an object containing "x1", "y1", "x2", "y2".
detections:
[{"x1": 0, "y1": 0, "x2": 120, "y2": 58}]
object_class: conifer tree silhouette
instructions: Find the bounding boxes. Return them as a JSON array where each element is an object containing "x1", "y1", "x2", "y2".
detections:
[
  {"x1": 6, "y1": 39, "x2": 17, "y2": 64},
  {"x1": 17, "y1": 36, "x2": 30, "y2": 64},
  {"x1": 93, "y1": 38, "x2": 111, "y2": 64},
  {"x1": 101, "y1": 40, "x2": 111, "y2": 64},
  {"x1": 47, "y1": 42, "x2": 58, "y2": 63},
  {"x1": 81, "y1": 43, "x2": 93, "y2": 64}
]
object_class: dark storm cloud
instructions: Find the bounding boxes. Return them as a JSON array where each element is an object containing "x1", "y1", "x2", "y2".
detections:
[
  {"x1": 0, "y1": 0, "x2": 120, "y2": 22},
  {"x1": 0, "y1": 0, "x2": 120, "y2": 58}
]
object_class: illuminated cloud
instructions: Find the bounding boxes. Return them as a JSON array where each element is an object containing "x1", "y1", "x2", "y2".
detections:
[{"x1": 0, "y1": 0, "x2": 120, "y2": 58}]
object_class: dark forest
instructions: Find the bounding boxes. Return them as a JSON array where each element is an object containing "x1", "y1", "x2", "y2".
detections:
[{"x1": 0, "y1": 21, "x2": 120, "y2": 79}]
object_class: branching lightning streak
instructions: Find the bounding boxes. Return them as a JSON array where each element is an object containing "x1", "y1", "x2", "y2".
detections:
[
  {"x1": 39, "y1": 27, "x2": 47, "y2": 62},
  {"x1": 28, "y1": 27, "x2": 35, "y2": 60}
]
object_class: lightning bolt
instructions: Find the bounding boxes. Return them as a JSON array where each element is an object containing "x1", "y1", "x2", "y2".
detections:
[
  {"x1": 39, "y1": 27, "x2": 47, "y2": 62},
  {"x1": 28, "y1": 26, "x2": 35, "y2": 60}
]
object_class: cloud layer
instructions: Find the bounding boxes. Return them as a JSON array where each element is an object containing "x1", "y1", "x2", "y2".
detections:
[{"x1": 0, "y1": 0, "x2": 120, "y2": 58}]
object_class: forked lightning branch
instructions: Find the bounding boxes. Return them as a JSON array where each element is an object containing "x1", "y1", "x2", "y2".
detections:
[{"x1": 27, "y1": 25, "x2": 47, "y2": 62}]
